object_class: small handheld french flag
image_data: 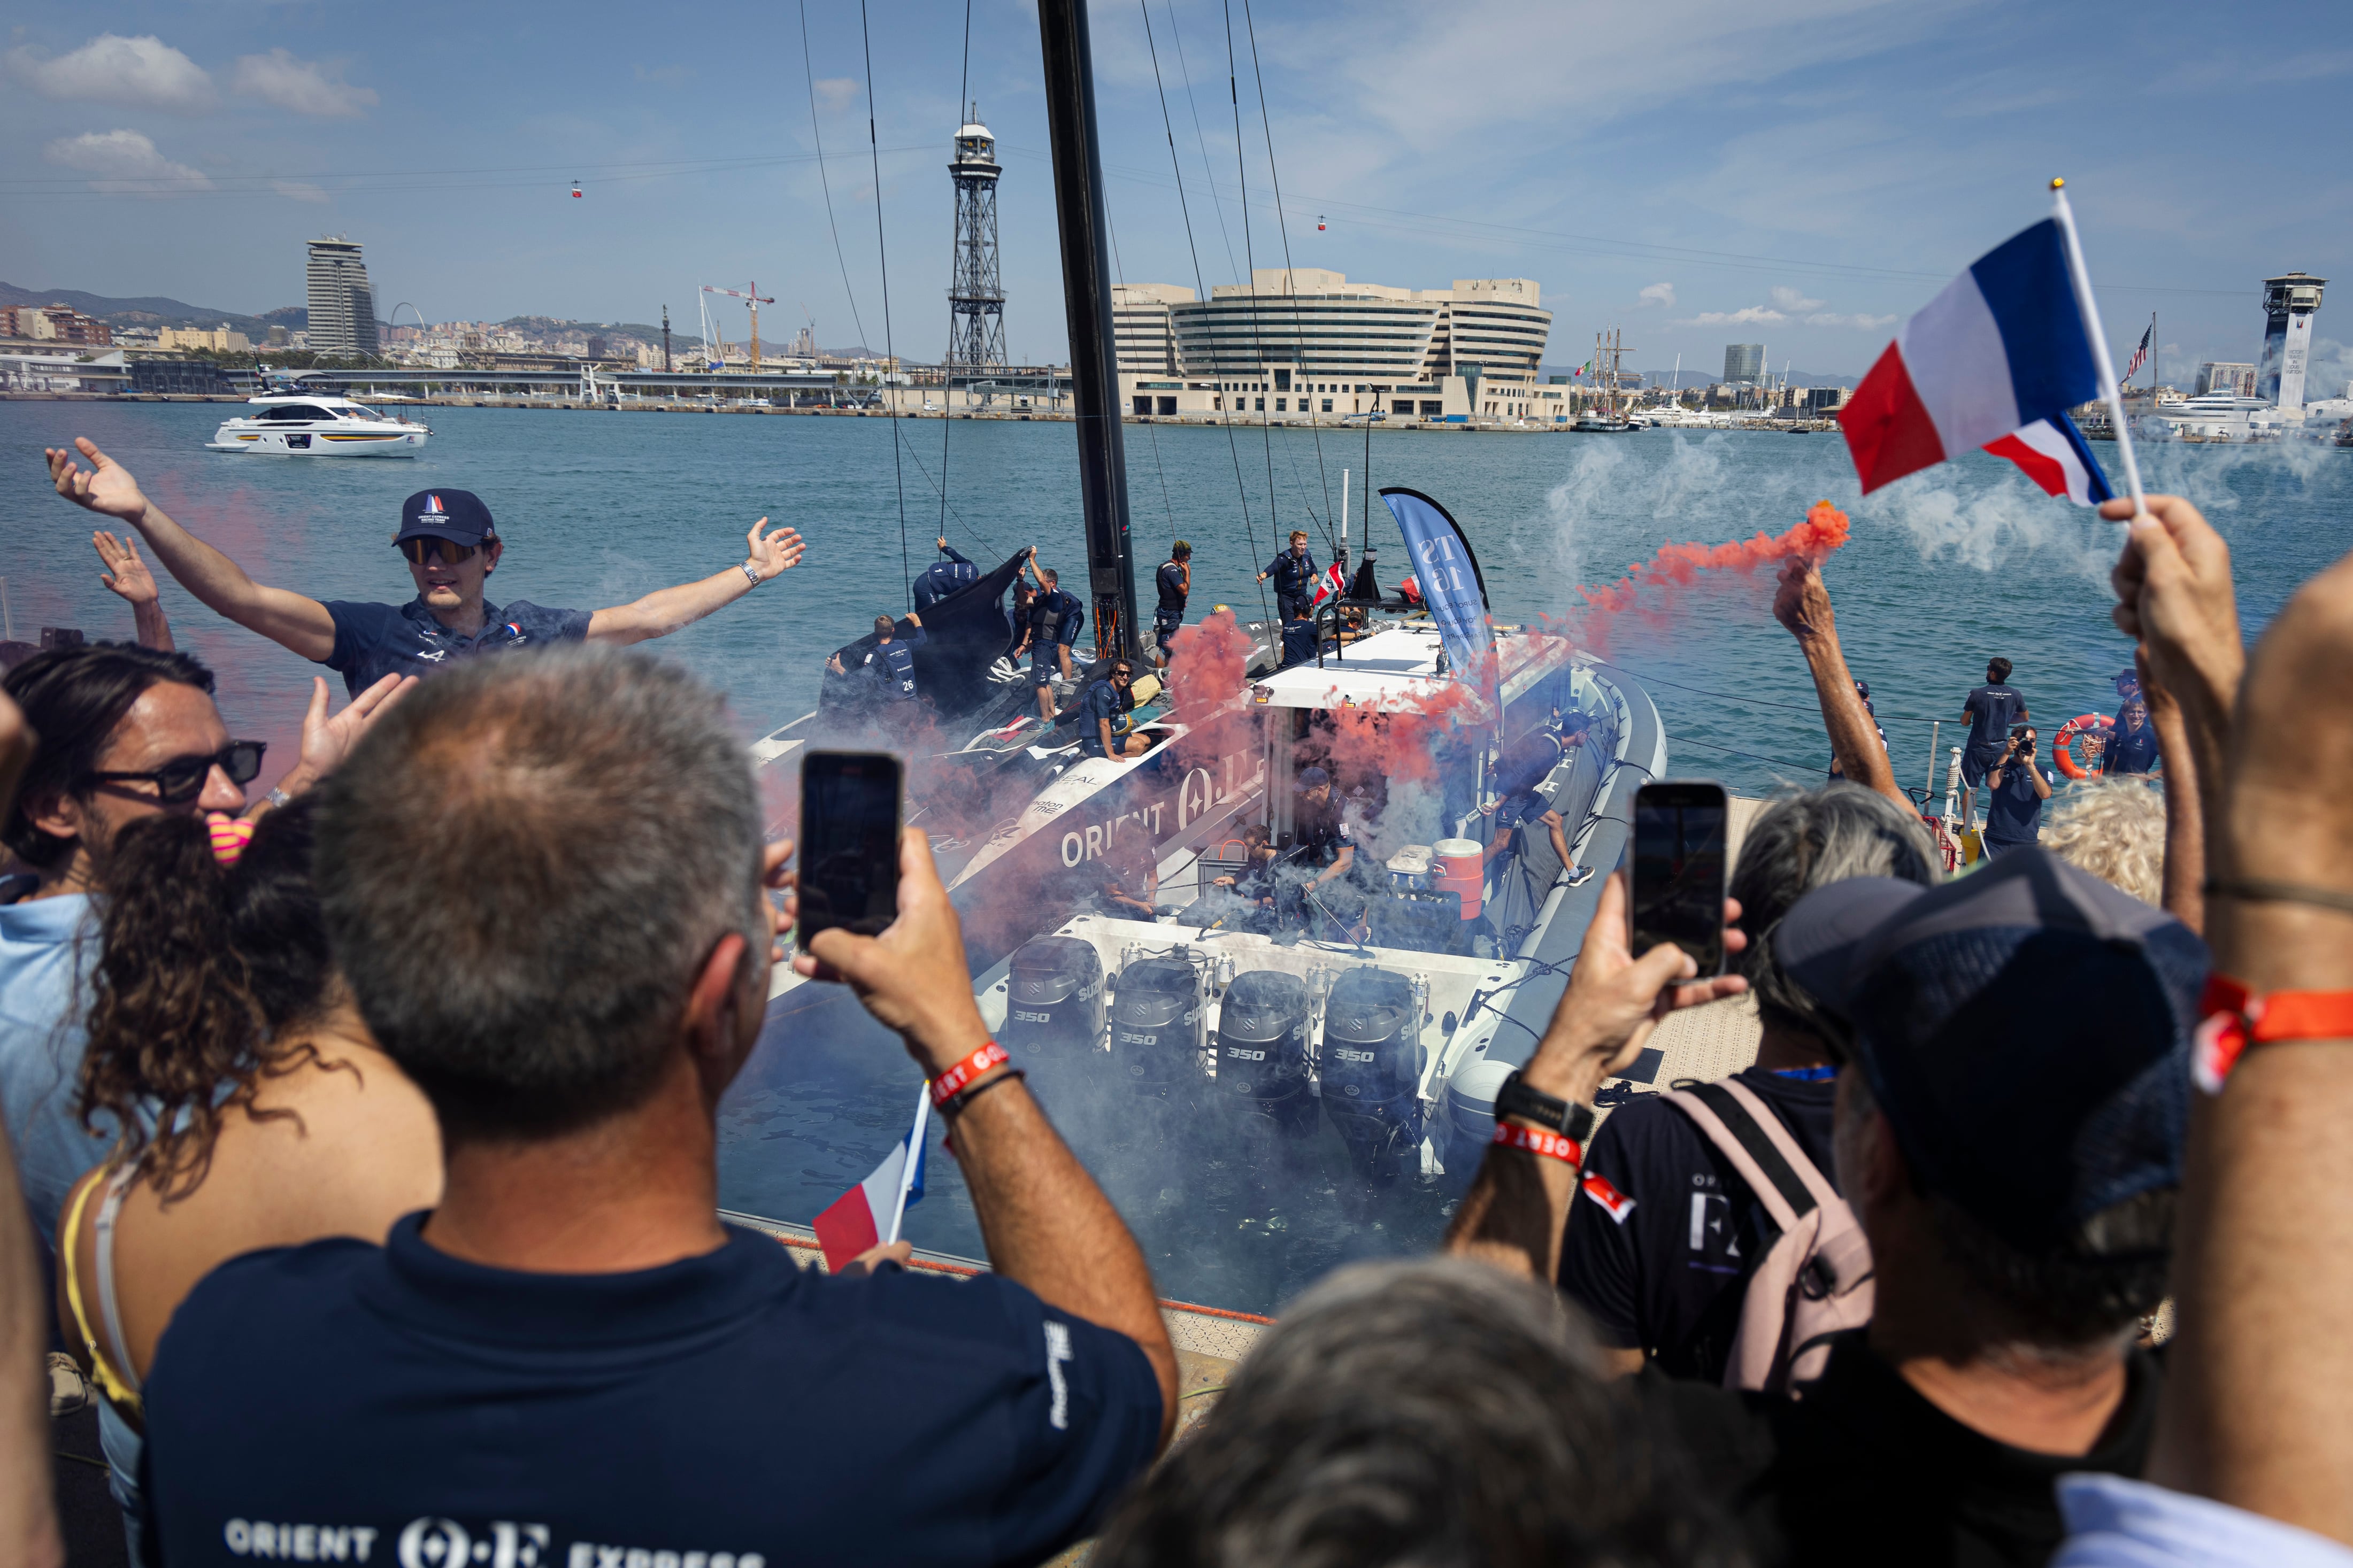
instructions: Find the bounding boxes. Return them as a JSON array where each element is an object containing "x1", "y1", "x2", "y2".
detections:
[
  {"x1": 812, "y1": 1085, "x2": 929, "y2": 1272},
  {"x1": 1982, "y1": 412, "x2": 2113, "y2": 506},
  {"x1": 1840, "y1": 217, "x2": 2103, "y2": 495}
]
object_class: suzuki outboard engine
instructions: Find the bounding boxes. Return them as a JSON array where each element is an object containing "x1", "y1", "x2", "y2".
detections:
[
  {"x1": 1320, "y1": 965, "x2": 1423, "y2": 1186},
  {"x1": 1003, "y1": 937, "x2": 1104, "y2": 1062},
  {"x1": 1215, "y1": 970, "x2": 1316, "y2": 1141},
  {"x1": 1111, "y1": 956, "x2": 1206, "y2": 1097}
]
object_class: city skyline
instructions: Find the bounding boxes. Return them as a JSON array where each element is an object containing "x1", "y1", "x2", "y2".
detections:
[{"x1": 1, "y1": 1, "x2": 2344, "y2": 387}]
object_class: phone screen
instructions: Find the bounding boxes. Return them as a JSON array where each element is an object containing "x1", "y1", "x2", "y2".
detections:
[
  {"x1": 1631, "y1": 782, "x2": 1728, "y2": 976},
  {"x1": 797, "y1": 752, "x2": 904, "y2": 943}
]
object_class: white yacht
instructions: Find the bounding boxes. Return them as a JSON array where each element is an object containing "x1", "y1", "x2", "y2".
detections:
[{"x1": 207, "y1": 395, "x2": 430, "y2": 456}]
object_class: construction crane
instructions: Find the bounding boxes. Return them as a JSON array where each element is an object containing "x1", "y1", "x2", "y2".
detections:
[{"x1": 701, "y1": 282, "x2": 775, "y2": 372}]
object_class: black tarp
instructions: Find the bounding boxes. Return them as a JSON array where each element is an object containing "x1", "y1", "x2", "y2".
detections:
[{"x1": 819, "y1": 547, "x2": 1031, "y2": 722}]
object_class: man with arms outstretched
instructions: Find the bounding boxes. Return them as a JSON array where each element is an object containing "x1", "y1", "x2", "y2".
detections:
[{"x1": 46, "y1": 438, "x2": 805, "y2": 694}]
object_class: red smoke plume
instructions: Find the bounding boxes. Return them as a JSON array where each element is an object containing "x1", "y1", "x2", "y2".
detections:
[
  {"x1": 1568, "y1": 501, "x2": 1851, "y2": 648},
  {"x1": 1164, "y1": 608, "x2": 1256, "y2": 725}
]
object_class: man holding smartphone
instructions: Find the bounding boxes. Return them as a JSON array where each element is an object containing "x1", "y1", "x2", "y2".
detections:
[{"x1": 1981, "y1": 724, "x2": 2052, "y2": 860}]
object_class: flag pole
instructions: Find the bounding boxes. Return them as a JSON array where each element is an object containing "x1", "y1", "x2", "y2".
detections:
[
  {"x1": 2049, "y1": 178, "x2": 2148, "y2": 520},
  {"x1": 885, "y1": 1083, "x2": 931, "y2": 1246}
]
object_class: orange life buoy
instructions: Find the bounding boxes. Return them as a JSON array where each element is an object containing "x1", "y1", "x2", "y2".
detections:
[{"x1": 2051, "y1": 713, "x2": 2111, "y2": 780}]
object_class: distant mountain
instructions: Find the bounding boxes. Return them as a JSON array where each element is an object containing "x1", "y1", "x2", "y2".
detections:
[{"x1": 0, "y1": 282, "x2": 304, "y2": 338}]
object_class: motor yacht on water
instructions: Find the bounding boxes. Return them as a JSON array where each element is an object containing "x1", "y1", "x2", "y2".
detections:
[{"x1": 206, "y1": 395, "x2": 430, "y2": 456}]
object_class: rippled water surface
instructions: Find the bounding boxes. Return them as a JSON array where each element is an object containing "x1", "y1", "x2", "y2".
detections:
[{"x1": 4, "y1": 400, "x2": 2346, "y2": 1310}]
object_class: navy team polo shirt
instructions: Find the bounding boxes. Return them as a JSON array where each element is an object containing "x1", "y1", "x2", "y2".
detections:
[
  {"x1": 321, "y1": 597, "x2": 592, "y2": 696},
  {"x1": 142, "y1": 1215, "x2": 1163, "y2": 1567}
]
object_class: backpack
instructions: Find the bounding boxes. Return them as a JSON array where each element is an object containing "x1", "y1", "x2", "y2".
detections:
[{"x1": 1664, "y1": 1078, "x2": 1875, "y2": 1394}]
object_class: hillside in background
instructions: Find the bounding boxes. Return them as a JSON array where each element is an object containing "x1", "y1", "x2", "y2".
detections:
[{"x1": 0, "y1": 282, "x2": 318, "y2": 338}]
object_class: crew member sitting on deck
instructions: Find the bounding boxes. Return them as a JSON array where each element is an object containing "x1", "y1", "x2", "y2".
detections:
[
  {"x1": 913, "y1": 537, "x2": 979, "y2": 611},
  {"x1": 1018, "y1": 552, "x2": 1086, "y2": 724},
  {"x1": 1258, "y1": 531, "x2": 1319, "y2": 622},
  {"x1": 44, "y1": 440, "x2": 805, "y2": 697},
  {"x1": 1210, "y1": 824, "x2": 1281, "y2": 922},
  {"x1": 1080, "y1": 660, "x2": 1148, "y2": 760},
  {"x1": 138, "y1": 648, "x2": 1176, "y2": 1566},
  {"x1": 1152, "y1": 543, "x2": 1190, "y2": 667}
]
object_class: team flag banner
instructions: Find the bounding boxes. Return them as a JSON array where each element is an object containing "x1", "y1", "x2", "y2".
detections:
[
  {"x1": 1381, "y1": 487, "x2": 1501, "y2": 717},
  {"x1": 811, "y1": 1087, "x2": 929, "y2": 1272},
  {"x1": 1983, "y1": 413, "x2": 2114, "y2": 506},
  {"x1": 1839, "y1": 218, "x2": 2104, "y2": 494}
]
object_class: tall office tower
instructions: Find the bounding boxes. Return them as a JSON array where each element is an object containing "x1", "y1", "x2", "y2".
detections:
[
  {"x1": 1724, "y1": 343, "x2": 1764, "y2": 384},
  {"x1": 306, "y1": 236, "x2": 379, "y2": 357},
  {"x1": 2257, "y1": 272, "x2": 2326, "y2": 411},
  {"x1": 944, "y1": 106, "x2": 1006, "y2": 372}
]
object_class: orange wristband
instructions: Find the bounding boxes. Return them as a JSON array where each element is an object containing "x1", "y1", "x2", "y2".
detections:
[
  {"x1": 1491, "y1": 1121, "x2": 1583, "y2": 1166},
  {"x1": 929, "y1": 1040, "x2": 1010, "y2": 1108},
  {"x1": 2194, "y1": 975, "x2": 2353, "y2": 1093}
]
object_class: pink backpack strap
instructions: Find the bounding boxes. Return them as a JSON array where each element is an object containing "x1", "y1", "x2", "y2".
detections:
[
  {"x1": 1713, "y1": 1077, "x2": 1842, "y2": 1210},
  {"x1": 1663, "y1": 1081, "x2": 1827, "y2": 1234}
]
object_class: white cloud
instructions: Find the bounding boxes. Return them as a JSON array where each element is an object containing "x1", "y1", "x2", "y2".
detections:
[
  {"x1": 1674, "y1": 296, "x2": 1895, "y2": 329},
  {"x1": 232, "y1": 49, "x2": 378, "y2": 118},
  {"x1": 813, "y1": 77, "x2": 859, "y2": 113},
  {"x1": 44, "y1": 130, "x2": 213, "y2": 194},
  {"x1": 271, "y1": 179, "x2": 330, "y2": 204},
  {"x1": 1683, "y1": 305, "x2": 1787, "y2": 326},
  {"x1": 1771, "y1": 285, "x2": 1826, "y2": 313},
  {"x1": 1638, "y1": 281, "x2": 1676, "y2": 308},
  {"x1": 1803, "y1": 311, "x2": 1897, "y2": 329},
  {"x1": 6, "y1": 34, "x2": 217, "y2": 114}
]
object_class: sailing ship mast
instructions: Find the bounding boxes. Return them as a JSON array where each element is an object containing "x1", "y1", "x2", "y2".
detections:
[{"x1": 1037, "y1": 0, "x2": 1142, "y2": 662}]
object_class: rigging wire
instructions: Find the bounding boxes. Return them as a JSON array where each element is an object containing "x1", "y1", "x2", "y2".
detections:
[
  {"x1": 858, "y1": 0, "x2": 912, "y2": 610},
  {"x1": 1141, "y1": 0, "x2": 1274, "y2": 633},
  {"x1": 1225, "y1": 1, "x2": 1292, "y2": 579},
  {"x1": 1104, "y1": 205, "x2": 1181, "y2": 552},
  {"x1": 800, "y1": 2, "x2": 873, "y2": 358},
  {"x1": 1241, "y1": 0, "x2": 1338, "y2": 558},
  {"x1": 1160, "y1": 1, "x2": 1241, "y2": 287},
  {"x1": 940, "y1": 0, "x2": 974, "y2": 550}
]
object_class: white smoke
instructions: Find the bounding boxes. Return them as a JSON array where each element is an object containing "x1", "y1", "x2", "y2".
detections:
[{"x1": 1859, "y1": 467, "x2": 2115, "y2": 581}]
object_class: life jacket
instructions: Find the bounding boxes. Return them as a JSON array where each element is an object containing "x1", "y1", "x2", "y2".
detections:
[
  {"x1": 1033, "y1": 591, "x2": 1083, "y2": 646},
  {"x1": 878, "y1": 638, "x2": 918, "y2": 699}
]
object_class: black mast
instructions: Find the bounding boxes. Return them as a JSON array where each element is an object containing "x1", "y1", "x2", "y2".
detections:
[{"x1": 1037, "y1": 0, "x2": 1140, "y2": 662}]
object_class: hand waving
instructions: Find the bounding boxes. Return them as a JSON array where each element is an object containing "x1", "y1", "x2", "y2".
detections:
[
  {"x1": 93, "y1": 531, "x2": 159, "y2": 607},
  {"x1": 745, "y1": 517, "x2": 805, "y2": 583},
  {"x1": 47, "y1": 438, "x2": 150, "y2": 523},
  {"x1": 299, "y1": 673, "x2": 418, "y2": 779}
]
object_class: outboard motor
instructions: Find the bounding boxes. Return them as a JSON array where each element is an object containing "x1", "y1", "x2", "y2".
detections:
[
  {"x1": 1320, "y1": 966, "x2": 1424, "y2": 1187},
  {"x1": 1110, "y1": 956, "x2": 1206, "y2": 1097},
  {"x1": 1003, "y1": 937, "x2": 1104, "y2": 1061},
  {"x1": 1215, "y1": 971, "x2": 1316, "y2": 1141}
]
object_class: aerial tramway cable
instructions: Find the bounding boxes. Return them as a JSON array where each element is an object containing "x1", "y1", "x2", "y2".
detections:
[
  {"x1": 859, "y1": 0, "x2": 912, "y2": 611},
  {"x1": 939, "y1": 0, "x2": 973, "y2": 549},
  {"x1": 1140, "y1": 0, "x2": 1273, "y2": 634}
]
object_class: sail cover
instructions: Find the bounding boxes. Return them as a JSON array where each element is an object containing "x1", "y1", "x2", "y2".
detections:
[{"x1": 820, "y1": 547, "x2": 1032, "y2": 721}]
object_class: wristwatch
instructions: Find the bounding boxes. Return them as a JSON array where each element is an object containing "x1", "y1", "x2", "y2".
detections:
[
  {"x1": 1494, "y1": 1070, "x2": 1596, "y2": 1143},
  {"x1": 739, "y1": 561, "x2": 763, "y2": 588}
]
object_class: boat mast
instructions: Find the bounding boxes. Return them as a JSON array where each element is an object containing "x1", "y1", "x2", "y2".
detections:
[{"x1": 1037, "y1": 0, "x2": 1141, "y2": 661}]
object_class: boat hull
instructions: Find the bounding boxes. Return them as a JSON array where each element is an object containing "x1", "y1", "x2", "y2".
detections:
[{"x1": 207, "y1": 428, "x2": 427, "y2": 456}]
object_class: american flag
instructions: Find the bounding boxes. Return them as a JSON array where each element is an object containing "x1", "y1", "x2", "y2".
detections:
[{"x1": 2120, "y1": 323, "x2": 2151, "y2": 388}]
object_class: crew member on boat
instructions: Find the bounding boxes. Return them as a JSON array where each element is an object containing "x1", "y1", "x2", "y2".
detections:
[
  {"x1": 43, "y1": 442, "x2": 804, "y2": 697},
  {"x1": 829, "y1": 613, "x2": 927, "y2": 712},
  {"x1": 2101, "y1": 696, "x2": 2160, "y2": 776},
  {"x1": 913, "y1": 537, "x2": 980, "y2": 611},
  {"x1": 1258, "y1": 531, "x2": 1319, "y2": 622},
  {"x1": 1079, "y1": 660, "x2": 1148, "y2": 760},
  {"x1": 1152, "y1": 543, "x2": 1190, "y2": 666},
  {"x1": 1017, "y1": 552, "x2": 1086, "y2": 724},
  {"x1": 1291, "y1": 766, "x2": 1357, "y2": 890}
]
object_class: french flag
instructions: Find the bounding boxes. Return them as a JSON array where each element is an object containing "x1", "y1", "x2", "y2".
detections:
[
  {"x1": 1982, "y1": 413, "x2": 2113, "y2": 506},
  {"x1": 1840, "y1": 219, "x2": 2103, "y2": 493},
  {"x1": 811, "y1": 1089, "x2": 929, "y2": 1272},
  {"x1": 1308, "y1": 560, "x2": 1347, "y2": 611}
]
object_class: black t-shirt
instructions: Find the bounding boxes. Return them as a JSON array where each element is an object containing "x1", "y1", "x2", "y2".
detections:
[
  {"x1": 142, "y1": 1215, "x2": 1162, "y2": 1567},
  {"x1": 1962, "y1": 683, "x2": 2026, "y2": 756},
  {"x1": 1558, "y1": 1066, "x2": 1838, "y2": 1380},
  {"x1": 1292, "y1": 794, "x2": 1352, "y2": 867},
  {"x1": 1155, "y1": 561, "x2": 1188, "y2": 617},
  {"x1": 1983, "y1": 757, "x2": 2047, "y2": 845},
  {"x1": 1654, "y1": 1332, "x2": 2162, "y2": 1568},
  {"x1": 322, "y1": 597, "x2": 592, "y2": 696}
]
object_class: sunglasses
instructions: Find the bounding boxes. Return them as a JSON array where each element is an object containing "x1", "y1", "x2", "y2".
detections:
[
  {"x1": 398, "y1": 537, "x2": 483, "y2": 566},
  {"x1": 86, "y1": 741, "x2": 266, "y2": 807},
  {"x1": 1112, "y1": 668, "x2": 1134, "y2": 679}
]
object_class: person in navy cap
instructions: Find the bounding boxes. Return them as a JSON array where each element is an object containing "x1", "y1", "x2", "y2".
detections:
[{"x1": 43, "y1": 438, "x2": 804, "y2": 696}]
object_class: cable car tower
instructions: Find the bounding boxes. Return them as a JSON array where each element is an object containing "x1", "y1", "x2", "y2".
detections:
[{"x1": 945, "y1": 105, "x2": 1006, "y2": 375}]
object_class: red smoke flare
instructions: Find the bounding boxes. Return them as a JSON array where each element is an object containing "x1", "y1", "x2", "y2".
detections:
[{"x1": 1569, "y1": 501, "x2": 1851, "y2": 648}]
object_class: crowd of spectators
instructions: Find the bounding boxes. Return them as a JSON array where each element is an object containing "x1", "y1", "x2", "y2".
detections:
[{"x1": 4, "y1": 473, "x2": 2350, "y2": 1568}]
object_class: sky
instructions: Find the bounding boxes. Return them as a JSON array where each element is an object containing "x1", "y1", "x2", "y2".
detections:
[{"x1": 3, "y1": 0, "x2": 2348, "y2": 384}]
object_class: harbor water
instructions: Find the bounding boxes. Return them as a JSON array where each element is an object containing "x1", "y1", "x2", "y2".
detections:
[{"x1": 3, "y1": 400, "x2": 2346, "y2": 1311}]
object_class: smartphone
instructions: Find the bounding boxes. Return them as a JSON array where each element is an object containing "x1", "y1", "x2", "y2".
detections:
[
  {"x1": 1631, "y1": 781, "x2": 1729, "y2": 976},
  {"x1": 796, "y1": 752, "x2": 904, "y2": 943}
]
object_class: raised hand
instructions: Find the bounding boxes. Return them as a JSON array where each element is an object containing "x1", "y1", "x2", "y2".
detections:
[
  {"x1": 93, "y1": 530, "x2": 160, "y2": 606},
  {"x1": 298, "y1": 672, "x2": 418, "y2": 780},
  {"x1": 745, "y1": 518, "x2": 805, "y2": 583},
  {"x1": 2103, "y1": 493, "x2": 2242, "y2": 726},
  {"x1": 1772, "y1": 557, "x2": 1836, "y2": 641},
  {"x1": 47, "y1": 437, "x2": 150, "y2": 523}
]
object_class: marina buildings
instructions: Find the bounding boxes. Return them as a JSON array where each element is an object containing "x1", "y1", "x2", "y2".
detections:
[
  {"x1": 1, "y1": 304, "x2": 112, "y2": 346},
  {"x1": 2196, "y1": 362, "x2": 2257, "y2": 397},
  {"x1": 306, "y1": 236, "x2": 380, "y2": 358},
  {"x1": 1723, "y1": 343, "x2": 1764, "y2": 384},
  {"x1": 1110, "y1": 269, "x2": 1554, "y2": 421}
]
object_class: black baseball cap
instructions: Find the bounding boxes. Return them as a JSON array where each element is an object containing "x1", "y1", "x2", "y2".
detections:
[
  {"x1": 394, "y1": 489, "x2": 497, "y2": 549},
  {"x1": 1777, "y1": 848, "x2": 2205, "y2": 1252}
]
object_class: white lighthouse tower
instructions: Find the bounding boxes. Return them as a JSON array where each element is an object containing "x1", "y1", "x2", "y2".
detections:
[{"x1": 2258, "y1": 272, "x2": 2326, "y2": 412}]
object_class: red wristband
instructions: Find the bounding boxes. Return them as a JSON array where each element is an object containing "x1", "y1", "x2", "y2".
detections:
[
  {"x1": 1491, "y1": 1120, "x2": 1583, "y2": 1166},
  {"x1": 2194, "y1": 975, "x2": 2353, "y2": 1093},
  {"x1": 929, "y1": 1041, "x2": 1010, "y2": 1108}
]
